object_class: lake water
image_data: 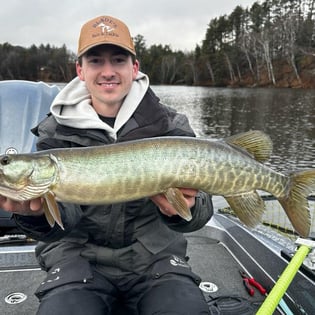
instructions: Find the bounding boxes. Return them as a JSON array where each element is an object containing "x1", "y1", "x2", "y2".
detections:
[{"x1": 151, "y1": 85, "x2": 315, "y2": 173}]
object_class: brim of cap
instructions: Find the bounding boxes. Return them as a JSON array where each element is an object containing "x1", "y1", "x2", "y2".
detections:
[{"x1": 78, "y1": 42, "x2": 136, "y2": 57}]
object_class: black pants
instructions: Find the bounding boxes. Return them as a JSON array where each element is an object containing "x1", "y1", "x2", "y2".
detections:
[{"x1": 35, "y1": 256, "x2": 210, "y2": 315}]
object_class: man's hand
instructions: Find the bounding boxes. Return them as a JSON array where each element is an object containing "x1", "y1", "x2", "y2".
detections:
[
  {"x1": 150, "y1": 188, "x2": 198, "y2": 217},
  {"x1": 0, "y1": 196, "x2": 44, "y2": 216}
]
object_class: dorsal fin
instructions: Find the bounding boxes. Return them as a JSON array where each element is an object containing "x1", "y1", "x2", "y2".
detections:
[{"x1": 224, "y1": 130, "x2": 273, "y2": 162}]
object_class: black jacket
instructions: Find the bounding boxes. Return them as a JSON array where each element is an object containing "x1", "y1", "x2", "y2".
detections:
[{"x1": 14, "y1": 87, "x2": 213, "y2": 273}]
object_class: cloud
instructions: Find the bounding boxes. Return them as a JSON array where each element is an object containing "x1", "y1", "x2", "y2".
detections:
[{"x1": 1, "y1": 0, "x2": 256, "y2": 52}]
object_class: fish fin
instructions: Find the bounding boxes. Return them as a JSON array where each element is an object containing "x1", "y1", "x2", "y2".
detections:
[
  {"x1": 43, "y1": 200, "x2": 55, "y2": 228},
  {"x1": 43, "y1": 191, "x2": 64, "y2": 230},
  {"x1": 278, "y1": 169, "x2": 315, "y2": 237},
  {"x1": 225, "y1": 130, "x2": 273, "y2": 162},
  {"x1": 164, "y1": 188, "x2": 192, "y2": 221},
  {"x1": 225, "y1": 191, "x2": 265, "y2": 227}
]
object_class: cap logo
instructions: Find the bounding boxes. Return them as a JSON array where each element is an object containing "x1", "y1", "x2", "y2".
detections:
[
  {"x1": 92, "y1": 18, "x2": 119, "y2": 39},
  {"x1": 97, "y1": 22, "x2": 114, "y2": 34}
]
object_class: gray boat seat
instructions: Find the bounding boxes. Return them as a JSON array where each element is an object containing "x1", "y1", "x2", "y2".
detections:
[{"x1": 0, "y1": 80, "x2": 60, "y2": 233}]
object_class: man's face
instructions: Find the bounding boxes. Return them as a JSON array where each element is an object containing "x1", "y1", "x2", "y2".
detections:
[{"x1": 76, "y1": 45, "x2": 139, "y2": 114}]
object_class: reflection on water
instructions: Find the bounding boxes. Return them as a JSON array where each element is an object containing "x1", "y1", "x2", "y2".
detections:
[{"x1": 152, "y1": 85, "x2": 315, "y2": 172}]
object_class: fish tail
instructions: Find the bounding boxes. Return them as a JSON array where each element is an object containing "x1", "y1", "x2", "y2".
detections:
[{"x1": 278, "y1": 169, "x2": 315, "y2": 237}]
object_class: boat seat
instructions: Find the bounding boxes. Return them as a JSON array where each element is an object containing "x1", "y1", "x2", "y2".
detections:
[{"x1": 0, "y1": 80, "x2": 60, "y2": 233}]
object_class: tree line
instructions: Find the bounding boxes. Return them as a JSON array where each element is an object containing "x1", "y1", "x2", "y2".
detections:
[
  {"x1": 1, "y1": 0, "x2": 315, "y2": 87},
  {"x1": 0, "y1": 43, "x2": 76, "y2": 82}
]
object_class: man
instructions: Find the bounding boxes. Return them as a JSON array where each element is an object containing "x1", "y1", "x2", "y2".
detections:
[{"x1": 0, "y1": 15, "x2": 212, "y2": 314}]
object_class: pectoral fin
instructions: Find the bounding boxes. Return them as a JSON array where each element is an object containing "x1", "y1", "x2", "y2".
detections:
[
  {"x1": 164, "y1": 188, "x2": 192, "y2": 221},
  {"x1": 224, "y1": 191, "x2": 265, "y2": 227},
  {"x1": 43, "y1": 201, "x2": 55, "y2": 228},
  {"x1": 43, "y1": 191, "x2": 64, "y2": 230}
]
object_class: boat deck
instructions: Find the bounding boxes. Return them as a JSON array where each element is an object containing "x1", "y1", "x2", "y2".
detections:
[
  {"x1": 187, "y1": 232, "x2": 265, "y2": 310},
  {"x1": 1, "y1": 214, "x2": 314, "y2": 314},
  {"x1": 187, "y1": 214, "x2": 315, "y2": 315}
]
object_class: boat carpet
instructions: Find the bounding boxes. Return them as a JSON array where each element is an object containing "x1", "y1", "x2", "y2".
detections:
[{"x1": 186, "y1": 229, "x2": 276, "y2": 314}]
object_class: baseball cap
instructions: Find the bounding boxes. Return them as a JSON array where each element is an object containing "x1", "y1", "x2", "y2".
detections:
[{"x1": 77, "y1": 15, "x2": 136, "y2": 57}]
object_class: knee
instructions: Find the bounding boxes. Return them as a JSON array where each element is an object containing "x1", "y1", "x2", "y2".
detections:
[{"x1": 37, "y1": 288, "x2": 109, "y2": 315}]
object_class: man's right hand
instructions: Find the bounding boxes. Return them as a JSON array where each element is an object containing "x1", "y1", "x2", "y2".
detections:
[{"x1": 0, "y1": 196, "x2": 44, "y2": 216}]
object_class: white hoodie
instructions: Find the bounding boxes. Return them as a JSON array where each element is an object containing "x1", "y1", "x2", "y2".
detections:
[{"x1": 50, "y1": 72, "x2": 149, "y2": 140}]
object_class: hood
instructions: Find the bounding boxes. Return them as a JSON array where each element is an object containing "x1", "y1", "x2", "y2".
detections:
[{"x1": 50, "y1": 71, "x2": 149, "y2": 140}]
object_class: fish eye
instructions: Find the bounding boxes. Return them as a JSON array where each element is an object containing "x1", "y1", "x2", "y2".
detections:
[{"x1": 0, "y1": 155, "x2": 10, "y2": 166}]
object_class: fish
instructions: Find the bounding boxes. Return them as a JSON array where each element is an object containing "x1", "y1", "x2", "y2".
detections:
[{"x1": 0, "y1": 130, "x2": 314, "y2": 237}]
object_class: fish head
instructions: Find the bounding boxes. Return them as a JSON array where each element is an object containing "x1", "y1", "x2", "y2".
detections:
[{"x1": 0, "y1": 153, "x2": 57, "y2": 201}]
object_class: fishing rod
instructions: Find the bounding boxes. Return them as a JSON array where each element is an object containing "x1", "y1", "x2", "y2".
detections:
[{"x1": 256, "y1": 238, "x2": 314, "y2": 315}]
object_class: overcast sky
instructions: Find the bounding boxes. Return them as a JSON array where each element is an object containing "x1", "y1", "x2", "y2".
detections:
[{"x1": 1, "y1": 0, "x2": 257, "y2": 53}]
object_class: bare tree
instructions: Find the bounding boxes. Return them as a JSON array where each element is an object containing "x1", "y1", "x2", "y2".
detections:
[{"x1": 224, "y1": 52, "x2": 236, "y2": 82}]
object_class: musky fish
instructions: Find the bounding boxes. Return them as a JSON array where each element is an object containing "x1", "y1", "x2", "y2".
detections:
[{"x1": 0, "y1": 130, "x2": 314, "y2": 237}]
